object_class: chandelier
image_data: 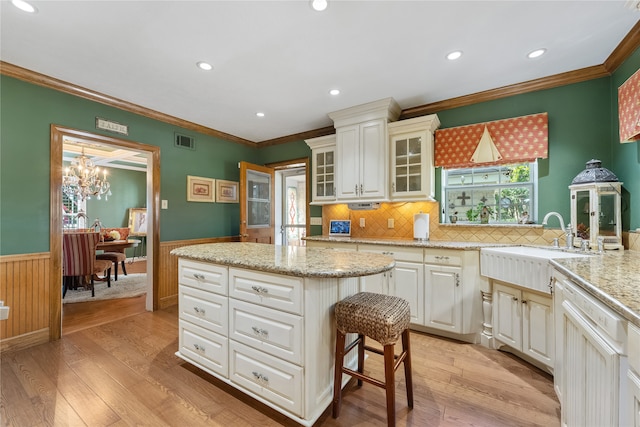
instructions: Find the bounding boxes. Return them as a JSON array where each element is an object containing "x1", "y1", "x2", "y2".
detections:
[{"x1": 62, "y1": 149, "x2": 111, "y2": 201}]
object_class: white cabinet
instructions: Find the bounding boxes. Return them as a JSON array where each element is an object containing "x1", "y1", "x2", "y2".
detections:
[
  {"x1": 305, "y1": 135, "x2": 336, "y2": 204},
  {"x1": 329, "y1": 98, "x2": 401, "y2": 202},
  {"x1": 335, "y1": 120, "x2": 387, "y2": 201},
  {"x1": 424, "y1": 262, "x2": 462, "y2": 333},
  {"x1": 493, "y1": 282, "x2": 554, "y2": 369},
  {"x1": 358, "y1": 244, "x2": 424, "y2": 324},
  {"x1": 628, "y1": 323, "x2": 640, "y2": 426},
  {"x1": 556, "y1": 274, "x2": 627, "y2": 427},
  {"x1": 387, "y1": 114, "x2": 440, "y2": 201}
]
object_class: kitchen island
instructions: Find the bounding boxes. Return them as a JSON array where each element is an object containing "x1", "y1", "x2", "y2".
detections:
[{"x1": 170, "y1": 242, "x2": 395, "y2": 426}]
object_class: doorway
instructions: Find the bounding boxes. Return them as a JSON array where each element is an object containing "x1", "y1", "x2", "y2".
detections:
[
  {"x1": 268, "y1": 158, "x2": 310, "y2": 246},
  {"x1": 49, "y1": 125, "x2": 160, "y2": 340}
]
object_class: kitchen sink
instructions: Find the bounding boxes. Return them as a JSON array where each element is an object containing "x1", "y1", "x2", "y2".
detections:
[{"x1": 480, "y1": 246, "x2": 589, "y2": 293}]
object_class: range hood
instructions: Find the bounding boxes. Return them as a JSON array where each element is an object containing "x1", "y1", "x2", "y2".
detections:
[{"x1": 347, "y1": 202, "x2": 381, "y2": 211}]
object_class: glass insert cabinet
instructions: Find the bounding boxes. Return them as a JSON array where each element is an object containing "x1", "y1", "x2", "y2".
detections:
[
  {"x1": 570, "y1": 182, "x2": 623, "y2": 250},
  {"x1": 305, "y1": 134, "x2": 336, "y2": 204}
]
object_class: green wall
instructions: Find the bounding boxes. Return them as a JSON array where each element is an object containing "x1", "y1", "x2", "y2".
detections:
[
  {"x1": 2, "y1": 49, "x2": 639, "y2": 255},
  {"x1": 611, "y1": 46, "x2": 640, "y2": 231},
  {"x1": 0, "y1": 75, "x2": 258, "y2": 255}
]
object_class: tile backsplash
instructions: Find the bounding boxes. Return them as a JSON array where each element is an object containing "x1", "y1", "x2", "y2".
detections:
[{"x1": 322, "y1": 201, "x2": 565, "y2": 246}]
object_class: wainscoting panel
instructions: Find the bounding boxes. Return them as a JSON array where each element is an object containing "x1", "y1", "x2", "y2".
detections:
[
  {"x1": 158, "y1": 236, "x2": 239, "y2": 309},
  {"x1": 0, "y1": 252, "x2": 51, "y2": 352}
]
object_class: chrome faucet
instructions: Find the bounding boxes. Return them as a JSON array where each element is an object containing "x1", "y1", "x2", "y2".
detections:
[
  {"x1": 542, "y1": 212, "x2": 573, "y2": 248},
  {"x1": 541, "y1": 212, "x2": 566, "y2": 232}
]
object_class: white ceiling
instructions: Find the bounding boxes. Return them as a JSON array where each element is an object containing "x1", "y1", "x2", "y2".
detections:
[{"x1": 2, "y1": 1, "x2": 639, "y2": 143}]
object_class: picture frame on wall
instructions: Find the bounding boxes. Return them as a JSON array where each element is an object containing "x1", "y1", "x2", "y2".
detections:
[
  {"x1": 187, "y1": 175, "x2": 215, "y2": 202},
  {"x1": 216, "y1": 179, "x2": 239, "y2": 203},
  {"x1": 128, "y1": 208, "x2": 147, "y2": 235}
]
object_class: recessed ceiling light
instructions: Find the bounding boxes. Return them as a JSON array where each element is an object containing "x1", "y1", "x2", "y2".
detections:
[
  {"x1": 256, "y1": 112, "x2": 265, "y2": 118},
  {"x1": 311, "y1": 0, "x2": 328, "y2": 12},
  {"x1": 329, "y1": 89, "x2": 340, "y2": 96},
  {"x1": 446, "y1": 51, "x2": 463, "y2": 61},
  {"x1": 196, "y1": 61, "x2": 213, "y2": 71},
  {"x1": 11, "y1": 0, "x2": 37, "y2": 13},
  {"x1": 527, "y1": 48, "x2": 546, "y2": 59}
]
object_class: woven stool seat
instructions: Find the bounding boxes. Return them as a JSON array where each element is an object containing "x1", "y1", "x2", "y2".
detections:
[
  {"x1": 333, "y1": 292, "x2": 413, "y2": 427},
  {"x1": 335, "y1": 292, "x2": 410, "y2": 346}
]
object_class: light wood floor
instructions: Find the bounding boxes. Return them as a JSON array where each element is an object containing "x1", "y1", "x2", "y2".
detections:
[{"x1": 3, "y1": 295, "x2": 561, "y2": 427}]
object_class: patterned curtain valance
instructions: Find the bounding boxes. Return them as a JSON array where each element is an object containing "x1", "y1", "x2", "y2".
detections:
[
  {"x1": 434, "y1": 112, "x2": 548, "y2": 169},
  {"x1": 618, "y1": 68, "x2": 640, "y2": 143}
]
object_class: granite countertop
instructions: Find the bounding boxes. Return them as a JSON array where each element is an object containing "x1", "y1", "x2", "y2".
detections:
[
  {"x1": 304, "y1": 235, "x2": 508, "y2": 250},
  {"x1": 551, "y1": 250, "x2": 640, "y2": 327},
  {"x1": 170, "y1": 242, "x2": 395, "y2": 278}
]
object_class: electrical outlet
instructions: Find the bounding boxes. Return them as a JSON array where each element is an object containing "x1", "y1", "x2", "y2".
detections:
[
  {"x1": 359, "y1": 218, "x2": 365, "y2": 227},
  {"x1": 388, "y1": 218, "x2": 395, "y2": 228},
  {"x1": 161, "y1": 200, "x2": 168, "y2": 209}
]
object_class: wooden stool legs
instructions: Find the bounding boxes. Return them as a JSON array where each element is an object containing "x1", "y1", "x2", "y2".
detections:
[{"x1": 332, "y1": 329, "x2": 413, "y2": 427}]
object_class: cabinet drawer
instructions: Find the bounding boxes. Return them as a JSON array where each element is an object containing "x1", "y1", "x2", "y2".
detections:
[
  {"x1": 179, "y1": 321, "x2": 228, "y2": 378},
  {"x1": 229, "y1": 268, "x2": 303, "y2": 315},
  {"x1": 358, "y1": 244, "x2": 423, "y2": 262},
  {"x1": 424, "y1": 249, "x2": 462, "y2": 266},
  {"x1": 179, "y1": 285, "x2": 227, "y2": 335},
  {"x1": 179, "y1": 259, "x2": 228, "y2": 295},
  {"x1": 229, "y1": 341, "x2": 303, "y2": 417},
  {"x1": 230, "y1": 299, "x2": 303, "y2": 365}
]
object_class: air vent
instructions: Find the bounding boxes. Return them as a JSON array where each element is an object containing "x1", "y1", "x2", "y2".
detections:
[{"x1": 174, "y1": 133, "x2": 195, "y2": 150}]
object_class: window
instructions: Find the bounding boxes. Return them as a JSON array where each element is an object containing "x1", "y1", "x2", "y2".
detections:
[
  {"x1": 442, "y1": 162, "x2": 537, "y2": 224},
  {"x1": 62, "y1": 194, "x2": 86, "y2": 229}
]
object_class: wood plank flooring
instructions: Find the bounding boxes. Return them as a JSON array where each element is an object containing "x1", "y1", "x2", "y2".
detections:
[{"x1": 2, "y1": 299, "x2": 561, "y2": 427}]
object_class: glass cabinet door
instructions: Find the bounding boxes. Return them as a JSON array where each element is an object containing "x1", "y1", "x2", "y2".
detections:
[
  {"x1": 391, "y1": 132, "x2": 426, "y2": 198},
  {"x1": 314, "y1": 148, "x2": 335, "y2": 200}
]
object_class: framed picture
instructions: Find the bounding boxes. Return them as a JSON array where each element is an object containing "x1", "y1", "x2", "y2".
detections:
[
  {"x1": 187, "y1": 175, "x2": 215, "y2": 202},
  {"x1": 128, "y1": 208, "x2": 147, "y2": 235},
  {"x1": 216, "y1": 179, "x2": 239, "y2": 203}
]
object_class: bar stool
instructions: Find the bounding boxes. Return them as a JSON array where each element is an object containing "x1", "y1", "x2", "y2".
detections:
[{"x1": 333, "y1": 292, "x2": 413, "y2": 427}]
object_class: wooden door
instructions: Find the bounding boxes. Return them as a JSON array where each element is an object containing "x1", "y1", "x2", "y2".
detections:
[{"x1": 239, "y1": 161, "x2": 275, "y2": 243}]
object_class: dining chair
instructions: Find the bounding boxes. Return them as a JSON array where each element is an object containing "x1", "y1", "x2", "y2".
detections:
[
  {"x1": 97, "y1": 227, "x2": 130, "y2": 280},
  {"x1": 62, "y1": 232, "x2": 111, "y2": 298}
]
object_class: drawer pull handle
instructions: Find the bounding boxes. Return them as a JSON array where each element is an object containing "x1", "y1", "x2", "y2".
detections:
[
  {"x1": 252, "y1": 371, "x2": 269, "y2": 384},
  {"x1": 435, "y1": 255, "x2": 450, "y2": 261},
  {"x1": 251, "y1": 285, "x2": 269, "y2": 294},
  {"x1": 193, "y1": 343, "x2": 205, "y2": 352},
  {"x1": 251, "y1": 326, "x2": 269, "y2": 338},
  {"x1": 193, "y1": 273, "x2": 206, "y2": 281},
  {"x1": 193, "y1": 306, "x2": 206, "y2": 316}
]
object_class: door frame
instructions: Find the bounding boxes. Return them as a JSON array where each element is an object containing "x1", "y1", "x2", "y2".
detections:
[
  {"x1": 266, "y1": 157, "x2": 310, "y2": 243},
  {"x1": 49, "y1": 124, "x2": 160, "y2": 340}
]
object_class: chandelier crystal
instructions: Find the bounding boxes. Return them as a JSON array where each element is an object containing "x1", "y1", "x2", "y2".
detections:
[{"x1": 62, "y1": 150, "x2": 111, "y2": 201}]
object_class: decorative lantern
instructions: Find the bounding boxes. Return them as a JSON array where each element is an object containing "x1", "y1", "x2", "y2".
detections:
[{"x1": 569, "y1": 159, "x2": 623, "y2": 250}]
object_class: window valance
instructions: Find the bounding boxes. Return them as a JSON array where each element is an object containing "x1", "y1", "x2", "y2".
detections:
[
  {"x1": 434, "y1": 112, "x2": 548, "y2": 169},
  {"x1": 618, "y1": 68, "x2": 640, "y2": 143}
]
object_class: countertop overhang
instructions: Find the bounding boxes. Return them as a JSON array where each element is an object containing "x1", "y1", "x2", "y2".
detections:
[{"x1": 171, "y1": 242, "x2": 395, "y2": 278}]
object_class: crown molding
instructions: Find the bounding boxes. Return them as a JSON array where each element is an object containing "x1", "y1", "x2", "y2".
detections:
[{"x1": 3, "y1": 20, "x2": 640, "y2": 148}]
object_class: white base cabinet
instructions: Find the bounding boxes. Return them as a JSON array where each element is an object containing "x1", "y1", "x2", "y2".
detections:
[
  {"x1": 176, "y1": 258, "x2": 362, "y2": 426},
  {"x1": 493, "y1": 282, "x2": 554, "y2": 370}
]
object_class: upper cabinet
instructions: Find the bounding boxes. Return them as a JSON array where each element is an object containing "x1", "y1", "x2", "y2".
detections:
[
  {"x1": 305, "y1": 135, "x2": 336, "y2": 204},
  {"x1": 388, "y1": 114, "x2": 440, "y2": 201},
  {"x1": 329, "y1": 98, "x2": 401, "y2": 203}
]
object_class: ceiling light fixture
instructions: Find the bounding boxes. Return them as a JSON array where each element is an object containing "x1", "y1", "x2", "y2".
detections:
[
  {"x1": 196, "y1": 61, "x2": 213, "y2": 71},
  {"x1": 311, "y1": 0, "x2": 328, "y2": 12},
  {"x1": 446, "y1": 51, "x2": 463, "y2": 60},
  {"x1": 329, "y1": 89, "x2": 340, "y2": 96},
  {"x1": 11, "y1": 0, "x2": 37, "y2": 13},
  {"x1": 63, "y1": 149, "x2": 111, "y2": 202},
  {"x1": 256, "y1": 112, "x2": 265, "y2": 117},
  {"x1": 527, "y1": 48, "x2": 547, "y2": 59}
]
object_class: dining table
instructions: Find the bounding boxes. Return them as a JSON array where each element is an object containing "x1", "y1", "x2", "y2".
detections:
[{"x1": 96, "y1": 239, "x2": 140, "y2": 254}]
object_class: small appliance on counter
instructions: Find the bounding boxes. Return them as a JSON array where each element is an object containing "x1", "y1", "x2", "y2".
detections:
[{"x1": 413, "y1": 213, "x2": 429, "y2": 241}]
